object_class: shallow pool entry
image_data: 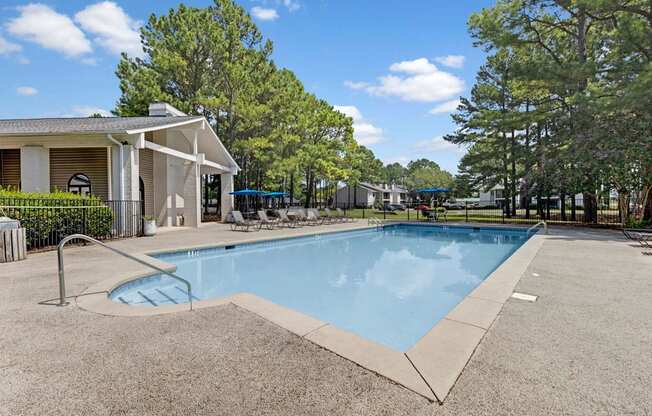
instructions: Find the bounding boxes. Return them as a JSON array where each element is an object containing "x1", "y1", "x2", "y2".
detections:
[{"x1": 110, "y1": 224, "x2": 530, "y2": 351}]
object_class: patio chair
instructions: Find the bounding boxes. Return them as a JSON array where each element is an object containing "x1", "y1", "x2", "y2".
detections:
[
  {"x1": 276, "y1": 209, "x2": 300, "y2": 228},
  {"x1": 289, "y1": 208, "x2": 309, "y2": 224},
  {"x1": 435, "y1": 208, "x2": 448, "y2": 222},
  {"x1": 230, "y1": 210, "x2": 260, "y2": 232},
  {"x1": 324, "y1": 208, "x2": 343, "y2": 223},
  {"x1": 622, "y1": 228, "x2": 652, "y2": 248},
  {"x1": 311, "y1": 208, "x2": 334, "y2": 224},
  {"x1": 336, "y1": 208, "x2": 353, "y2": 222},
  {"x1": 306, "y1": 209, "x2": 326, "y2": 225},
  {"x1": 257, "y1": 210, "x2": 280, "y2": 230}
]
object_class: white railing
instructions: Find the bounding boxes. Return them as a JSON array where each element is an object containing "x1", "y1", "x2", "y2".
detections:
[
  {"x1": 57, "y1": 234, "x2": 193, "y2": 310},
  {"x1": 528, "y1": 221, "x2": 548, "y2": 234}
]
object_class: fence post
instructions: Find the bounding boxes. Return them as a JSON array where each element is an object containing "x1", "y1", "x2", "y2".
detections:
[
  {"x1": 465, "y1": 202, "x2": 469, "y2": 222},
  {"x1": 362, "y1": 206, "x2": 365, "y2": 219},
  {"x1": 502, "y1": 207, "x2": 505, "y2": 224}
]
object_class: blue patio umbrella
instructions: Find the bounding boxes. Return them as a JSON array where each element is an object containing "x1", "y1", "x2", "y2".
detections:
[
  {"x1": 416, "y1": 187, "x2": 450, "y2": 194},
  {"x1": 262, "y1": 191, "x2": 288, "y2": 197},
  {"x1": 230, "y1": 189, "x2": 265, "y2": 213},
  {"x1": 230, "y1": 189, "x2": 265, "y2": 196},
  {"x1": 263, "y1": 192, "x2": 289, "y2": 209}
]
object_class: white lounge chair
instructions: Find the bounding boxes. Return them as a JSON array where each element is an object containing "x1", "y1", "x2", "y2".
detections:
[
  {"x1": 257, "y1": 210, "x2": 280, "y2": 230},
  {"x1": 324, "y1": 208, "x2": 343, "y2": 223},
  {"x1": 230, "y1": 210, "x2": 260, "y2": 232},
  {"x1": 276, "y1": 209, "x2": 299, "y2": 228},
  {"x1": 307, "y1": 209, "x2": 327, "y2": 225},
  {"x1": 336, "y1": 208, "x2": 353, "y2": 222}
]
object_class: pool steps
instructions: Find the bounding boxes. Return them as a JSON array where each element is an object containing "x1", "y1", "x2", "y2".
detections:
[{"x1": 119, "y1": 285, "x2": 199, "y2": 307}]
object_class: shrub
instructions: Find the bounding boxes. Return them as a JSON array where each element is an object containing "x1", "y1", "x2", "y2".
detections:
[{"x1": 0, "y1": 188, "x2": 114, "y2": 248}]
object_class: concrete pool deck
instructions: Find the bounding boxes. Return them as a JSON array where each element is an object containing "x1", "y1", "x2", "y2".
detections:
[{"x1": 1, "y1": 222, "x2": 651, "y2": 414}]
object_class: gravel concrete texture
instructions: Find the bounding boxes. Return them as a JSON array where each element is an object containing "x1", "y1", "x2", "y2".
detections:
[{"x1": 1, "y1": 224, "x2": 651, "y2": 415}]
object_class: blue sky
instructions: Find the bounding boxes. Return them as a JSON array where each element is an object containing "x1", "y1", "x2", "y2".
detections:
[{"x1": 0, "y1": 0, "x2": 494, "y2": 173}]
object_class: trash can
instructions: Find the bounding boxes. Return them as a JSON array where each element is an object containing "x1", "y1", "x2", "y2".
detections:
[{"x1": 0, "y1": 217, "x2": 27, "y2": 262}]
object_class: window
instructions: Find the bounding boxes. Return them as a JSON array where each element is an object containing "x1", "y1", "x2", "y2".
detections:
[{"x1": 68, "y1": 173, "x2": 91, "y2": 196}]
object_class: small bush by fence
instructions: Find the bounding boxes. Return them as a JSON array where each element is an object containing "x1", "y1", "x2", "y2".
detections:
[{"x1": 0, "y1": 190, "x2": 142, "y2": 251}]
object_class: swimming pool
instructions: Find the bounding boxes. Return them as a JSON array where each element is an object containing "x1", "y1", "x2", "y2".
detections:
[{"x1": 110, "y1": 224, "x2": 530, "y2": 351}]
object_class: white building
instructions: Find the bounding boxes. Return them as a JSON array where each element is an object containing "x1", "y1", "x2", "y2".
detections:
[
  {"x1": 0, "y1": 103, "x2": 239, "y2": 227},
  {"x1": 335, "y1": 182, "x2": 408, "y2": 207}
]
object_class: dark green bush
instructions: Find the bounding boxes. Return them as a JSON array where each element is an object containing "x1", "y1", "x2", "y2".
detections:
[{"x1": 0, "y1": 188, "x2": 114, "y2": 248}]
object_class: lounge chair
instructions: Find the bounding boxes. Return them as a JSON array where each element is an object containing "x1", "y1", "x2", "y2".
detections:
[
  {"x1": 230, "y1": 210, "x2": 260, "y2": 232},
  {"x1": 435, "y1": 209, "x2": 448, "y2": 222},
  {"x1": 257, "y1": 210, "x2": 280, "y2": 230},
  {"x1": 622, "y1": 228, "x2": 652, "y2": 248},
  {"x1": 324, "y1": 208, "x2": 343, "y2": 223},
  {"x1": 289, "y1": 208, "x2": 309, "y2": 224},
  {"x1": 311, "y1": 208, "x2": 333, "y2": 224},
  {"x1": 306, "y1": 209, "x2": 326, "y2": 225},
  {"x1": 276, "y1": 209, "x2": 299, "y2": 228},
  {"x1": 336, "y1": 208, "x2": 353, "y2": 222}
]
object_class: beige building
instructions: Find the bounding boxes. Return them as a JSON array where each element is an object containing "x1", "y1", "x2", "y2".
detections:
[{"x1": 0, "y1": 103, "x2": 239, "y2": 227}]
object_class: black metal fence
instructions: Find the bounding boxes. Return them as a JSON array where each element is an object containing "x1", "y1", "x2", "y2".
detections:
[
  {"x1": 329, "y1": 196, "x2": 623, "y2": 227},
  {"x1": 0, "y1": 198, "x2": 143, "y2": 251}
]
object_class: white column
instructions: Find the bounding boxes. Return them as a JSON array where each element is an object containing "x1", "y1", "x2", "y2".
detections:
[
  {"x1": 20, "y1": 146, "x2": 49, "y2": 192},
  {"x1": 182, "y1": 130, "x2": 201, "y2": 227},
  {"x1": 153, "y1": 150, "x2": 171, "y2": 227},
  {"x1": 122, "y1": 144, "x2": 140, "y2": 200},
  {"x1": 220, "y1": 173, "x2": 234, "y2": 222}
]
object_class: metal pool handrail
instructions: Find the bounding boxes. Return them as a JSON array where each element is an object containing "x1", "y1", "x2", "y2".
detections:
[
  {"x1": 527, "y1": 221, "x2": 548, "y2": 235},
  {"x1": 368, "y1": 217, "x2": 385, "y2": 229},
  {"x1": 57, "y1": 234, "x2": 193, "y2": 311}
]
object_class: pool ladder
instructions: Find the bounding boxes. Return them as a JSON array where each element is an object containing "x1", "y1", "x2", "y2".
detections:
[
  {"x1": 527, "y1": 221, "x2": 548, "y2": 235},
  {"x1": 56, "y1": 234, "x2": 194, "y2": 311},
  {"x1": 368, "y1": 217, "x2": 385, "y2": 230}
]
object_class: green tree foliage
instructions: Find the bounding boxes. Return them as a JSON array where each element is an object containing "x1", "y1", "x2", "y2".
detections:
[
  {"x1": 405, "y1": 159, "x2": 454, "y2": 191},
  {"x1": 113, "y1": 0, "x2": 381, "y2": 206},
  {"x1": 448, "y1": 0, "x2": 652, "y2": 224}
]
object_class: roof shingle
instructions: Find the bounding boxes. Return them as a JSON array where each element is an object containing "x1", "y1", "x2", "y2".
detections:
[{"x1": 0, "y1": 116, "x2": 203, "y2": 136}]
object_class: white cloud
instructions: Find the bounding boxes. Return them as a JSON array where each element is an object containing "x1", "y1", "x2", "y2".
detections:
[
  {"x1": 346, "y1": 58, "x2": 464, "y2": 103},
  {"x1": 429, "y1": 99, "x2": 460, "y2": 115},
  {"x1": 413, "y1": 136, "x2": 463, "y2": 154},
  {"x1": 282, "y1": 0, "x2": 300, "y2": 12},
  {"x1": 334, "y1": 105, "x2": 385, "y2": 146},
  {"x1": 18, "y1": 56, "x2": 30, "y2": 64},
  {"x1": 75, "y1": 1, "x2": 143, "y2": 58},
  {"x1": 251, "y1": 7, "x2": 279, "y2": 21},
  {"x1": 67, "y1": 106, "x2": 112, "y2": 117},
  {"x1": 383, "y1": 155, "x2": 410, "y2": 166},
  {"x1": 0, "y1": 34, "x2": 21, "y2": 55},
  {"x1": 435, "y1": 55, "x2": 465, "y2": 69},
  {"x1": 16, "y1": 86, "x2": 38, "y2": 96},
  {"x1": 343, "y1": 80, "x2": 369, "y2": 90},
  {"x1": 81, "y1": 57, "x2": 98, "y2": 65},
  {"x1": 6, "y1": 4, "x2": 92, "y2": 57},
  {"x1": 389, "y1": 58, "x2": 438, "y2": 75}
]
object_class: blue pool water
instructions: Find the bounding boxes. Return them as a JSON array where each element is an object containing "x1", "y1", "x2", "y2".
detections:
[{"x1": 110, "y1": 224, "x2": 530, "y2": 351}]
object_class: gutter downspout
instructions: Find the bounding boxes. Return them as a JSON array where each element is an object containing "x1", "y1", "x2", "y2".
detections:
[{"x1": 107, "y1": 134, "x2": 124, "y2": 201}]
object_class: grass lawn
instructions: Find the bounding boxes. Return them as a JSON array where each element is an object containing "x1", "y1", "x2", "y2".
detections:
[{"x1": 332, "y1": 208, "x2": 621, "y2": 226}]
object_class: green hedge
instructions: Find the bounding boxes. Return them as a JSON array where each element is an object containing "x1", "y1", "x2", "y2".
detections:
[{"x1": 0, "y1": 188, "x2": 115, "y2": 248}]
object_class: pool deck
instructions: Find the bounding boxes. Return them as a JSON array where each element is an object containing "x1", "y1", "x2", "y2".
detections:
[{"x1": 1, "y1": 221, "x2": 651, "y2": 415}]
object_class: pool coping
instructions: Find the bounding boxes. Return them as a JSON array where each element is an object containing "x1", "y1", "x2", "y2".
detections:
[{"x1": 75, "y1": 222, "x2": 546, "y2": 403}]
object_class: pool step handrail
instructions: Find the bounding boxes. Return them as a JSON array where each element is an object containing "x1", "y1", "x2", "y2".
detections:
[
  {"x1": 368, "y1": 217, "x2": 385, "y2": 229},
  {"x1": 527, "y1": 221, "x2": 548, "y2": 235},
  {"x1": 56, "y1": 234, "x2": 193, "y2": 311}
]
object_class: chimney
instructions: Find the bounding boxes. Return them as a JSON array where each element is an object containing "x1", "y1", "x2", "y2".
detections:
[{"x1": 148, "y1": 102, "x2": 187, "y2": 117}]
